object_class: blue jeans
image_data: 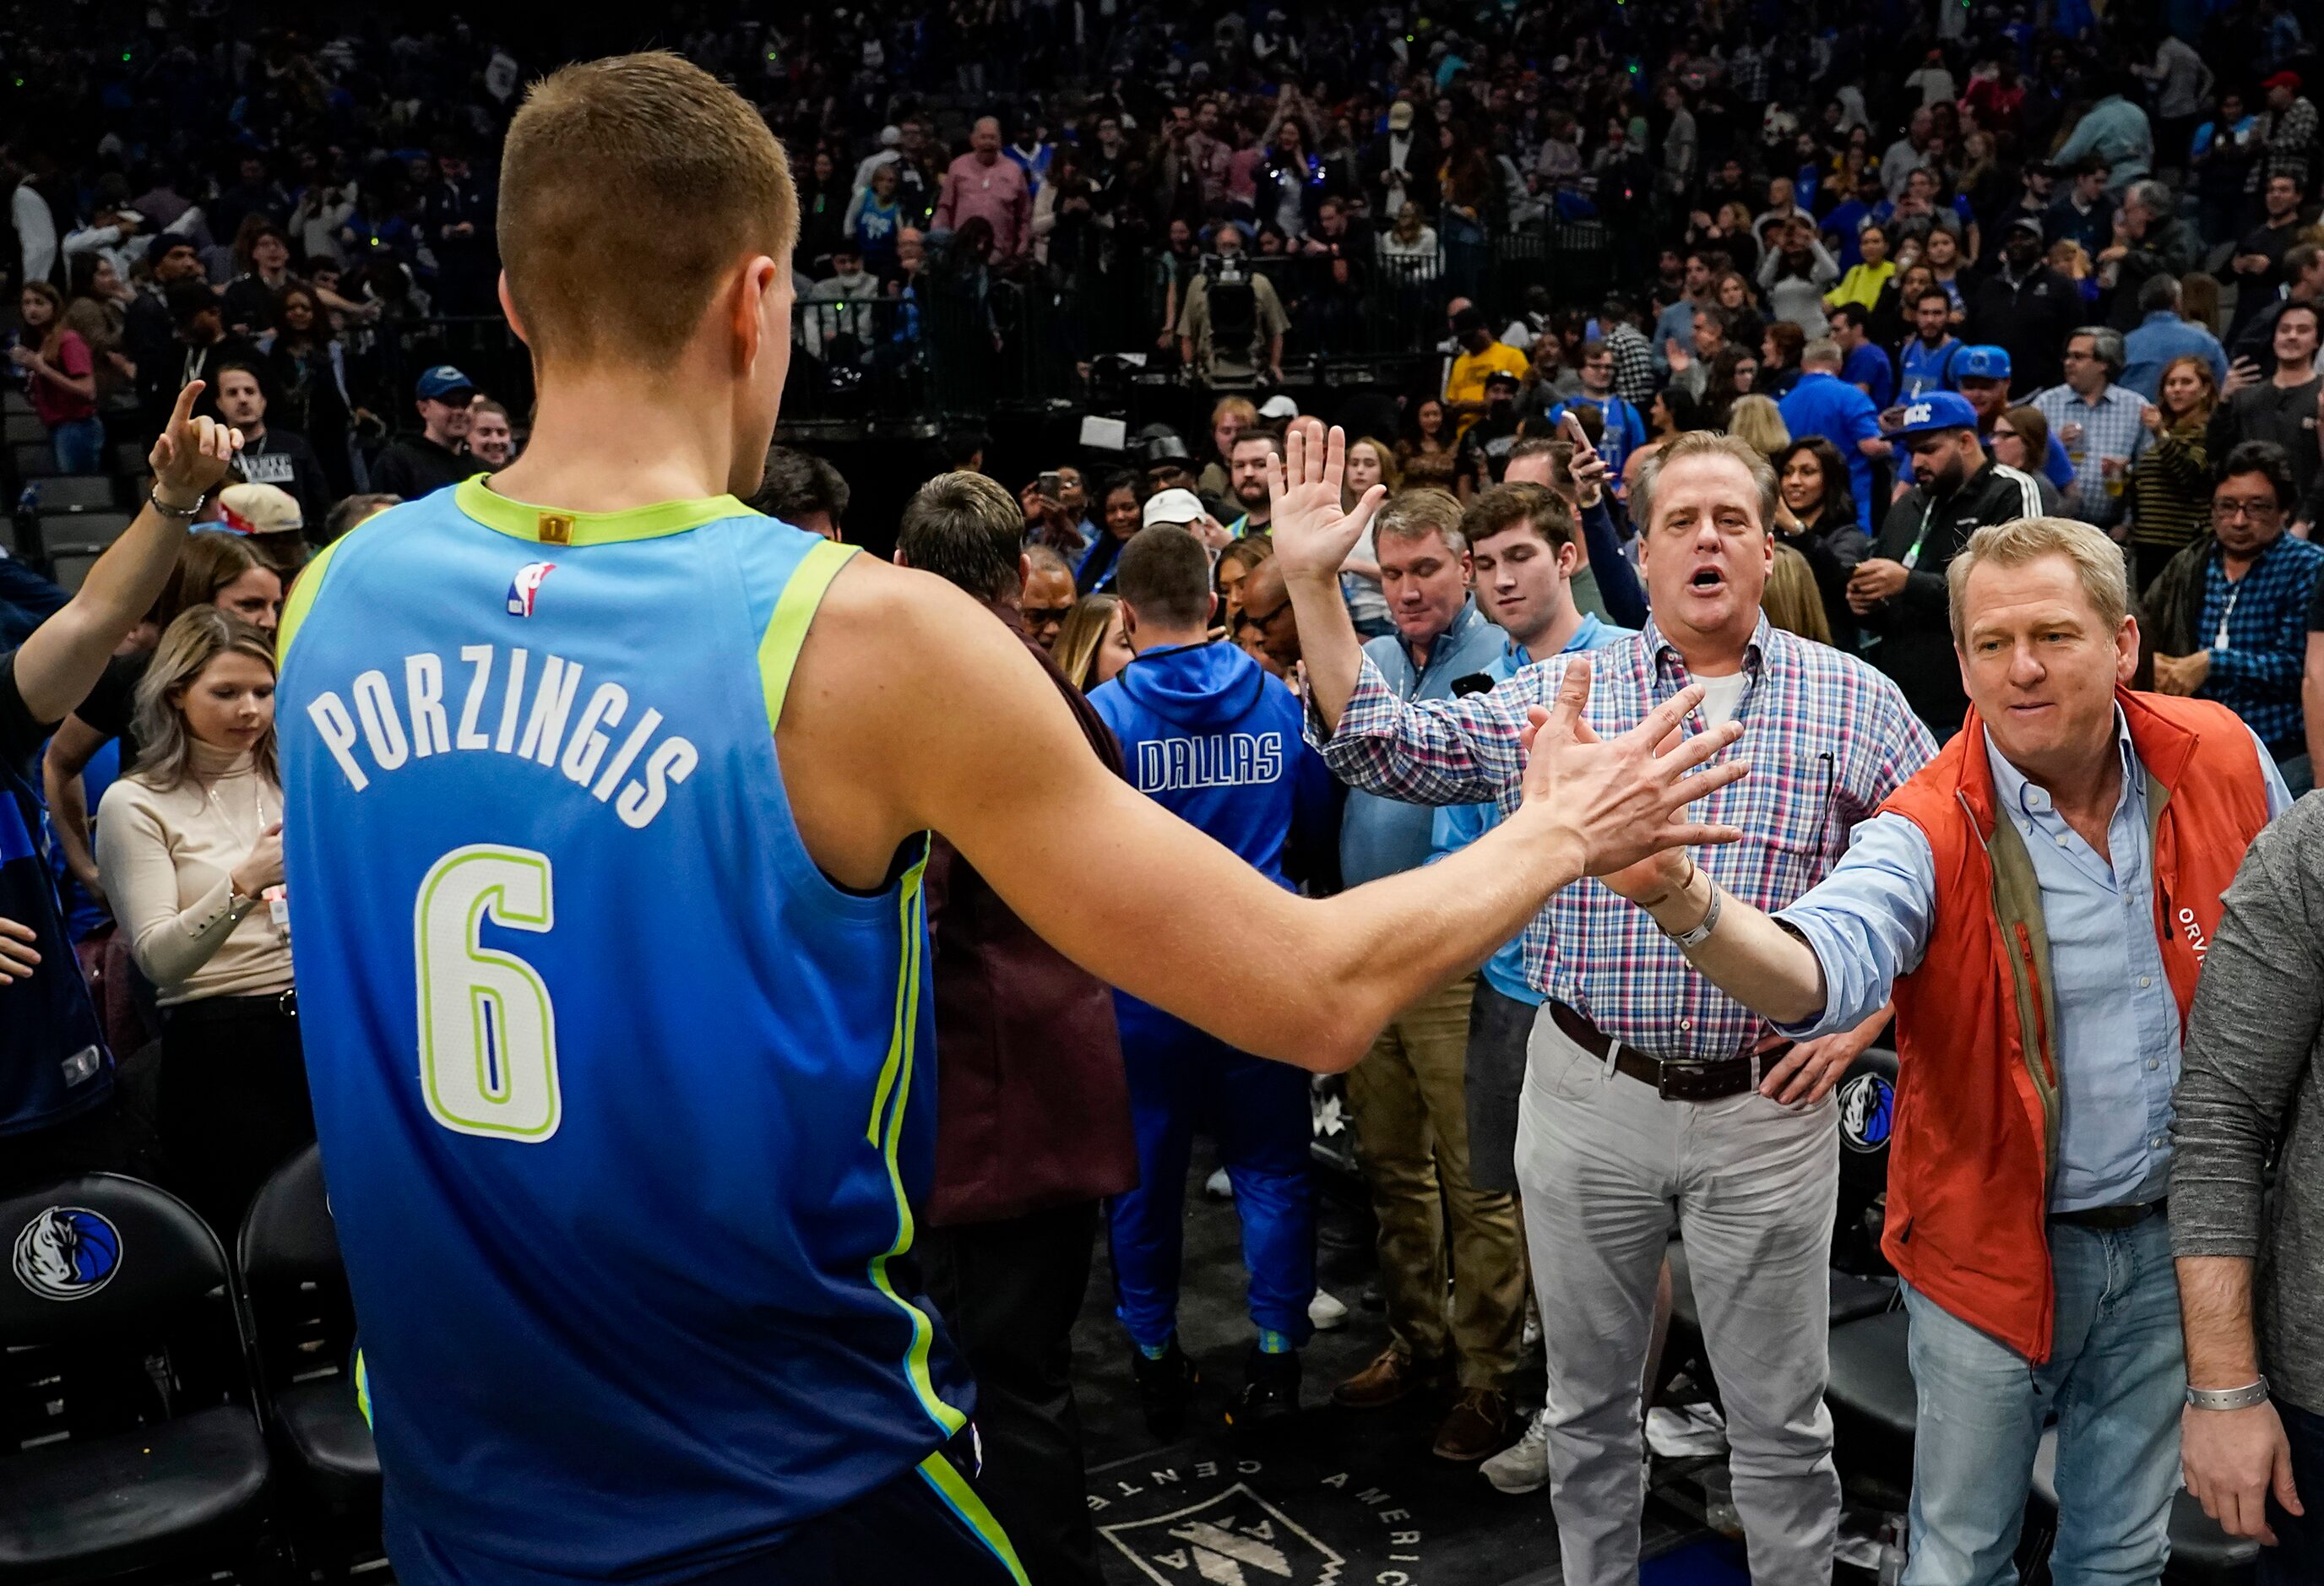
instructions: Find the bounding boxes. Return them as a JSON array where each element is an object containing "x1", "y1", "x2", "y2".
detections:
[
  {"x1": 49, "y1": 416, "x2": 106, "y2": 475},
  {"x1": 1903, "y1": 1213, "x2": 2185, "y2": 1586},
  {"x1": 2262, "y1": 1395, "x2": 2324, "y2": 1584},
  {"x1": 1107, "y1": 1007, "x2": 1314, "y2": 1353}
]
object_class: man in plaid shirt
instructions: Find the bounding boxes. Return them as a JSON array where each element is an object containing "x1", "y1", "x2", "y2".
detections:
[
  {"x1": 2152, "y1": 441, "x2": 2324, "y2": 776},
  {"x1": 1273, "y1": 424, "x2": 1936, "y2": 1586}
]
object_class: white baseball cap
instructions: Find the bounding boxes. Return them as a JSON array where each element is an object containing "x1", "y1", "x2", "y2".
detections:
[
  {"x1": 1257, "y1": 394, "x2": 1300, "y2": 420},
  {"x1": 1141, "y1": 488, "x2": 1206, "y2": 529}
]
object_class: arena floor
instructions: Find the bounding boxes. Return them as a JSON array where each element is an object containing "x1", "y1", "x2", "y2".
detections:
[{"x1": 1072, "y1": 1149, "x2": 1757, "y2": 1586}]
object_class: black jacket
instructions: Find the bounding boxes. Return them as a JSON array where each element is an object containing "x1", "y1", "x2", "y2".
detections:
[
  {"x1": 1964, "y1": 264, "x2": 2081, "y2": 394},
  {"x1": 370, "y1": 434, "x2": 473, "y2": 501},
  {"x1": 1862, "y1": 459, "x2": 2048, "y2": 736},
  {"x1": 231, "y1": 427, "x2": 331, "y2": 535}
]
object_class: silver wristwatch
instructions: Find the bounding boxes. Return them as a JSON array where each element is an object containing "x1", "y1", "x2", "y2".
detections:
[
  {"x1": 1658, "y1": 872, "x2": 1723, "y2": 948},
  {"x1": 2186, "y1": 1377, "x2": 2270, "y2": 1411}
]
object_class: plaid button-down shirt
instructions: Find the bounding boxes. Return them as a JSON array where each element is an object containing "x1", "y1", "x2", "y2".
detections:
[
  {"x1": 2194, "y1": 532, "x2": 2324, "y2": 751},
  {"x1": 1314, "y1": 615, "x2": 1938, "y2": 1061},
  {"x1": 2031, "y1": 382, "x2": 2150, "y2": 530}
]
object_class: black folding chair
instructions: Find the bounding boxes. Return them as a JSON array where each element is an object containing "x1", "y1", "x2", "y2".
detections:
[
  {"x1": 0, "y1": 1174, "x2": 272, "y2": 1583},
  {"x1": 236, "y1": 1145, "x2": 380, "y2": 1553}
]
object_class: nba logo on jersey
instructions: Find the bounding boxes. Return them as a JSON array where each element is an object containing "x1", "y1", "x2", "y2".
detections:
[{"x1": 507, "y1": 562, "x2": 557, "y2": 617}]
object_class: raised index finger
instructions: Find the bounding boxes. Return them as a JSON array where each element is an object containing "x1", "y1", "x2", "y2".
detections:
[{"x1": 168, "y1": 379, "x2": 204, "y2": 432}]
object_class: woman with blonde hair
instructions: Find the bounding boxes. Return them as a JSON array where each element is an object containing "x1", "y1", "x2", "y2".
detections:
[
  {"x1": 96, "y1": 607, "x2": 307, "y2": 1233},
  {"x1": 2127, "y1": 354, "x2": 2220, "y2": 591},
  {"x1": 1724, "y1": 393, "x2": 1791, "y2": 461},
  {"x1": 1054, "y1": 594, "x2": 1132, "y2": 692},
  {"x1": 43, "y1": 532, "x2": 285, "y2": 906},
  {"x1": 1761, "y1": 543, "x2": 1833, "y2": 644}
]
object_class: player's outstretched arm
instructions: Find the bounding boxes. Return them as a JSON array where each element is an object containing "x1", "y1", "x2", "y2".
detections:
[{"x1": 784, "y1": 563, "x2": 1746, "y2": 1072}]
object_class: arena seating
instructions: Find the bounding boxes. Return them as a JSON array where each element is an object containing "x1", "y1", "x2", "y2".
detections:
[
  {"x1": 3, "y1": 387, "x2": 147, "y2": 592},
  {"x1": 0, "y1": 1175, "x2": 272, "y2": 1583},
  {"x1": 237, "y1": 1147, "x2": 382, "y2": 1563}
]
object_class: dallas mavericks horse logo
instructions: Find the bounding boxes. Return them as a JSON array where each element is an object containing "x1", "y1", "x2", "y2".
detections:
[
  {"x1": 507, "y1": 562, "x2": 557, "y2": 617},
  {"x1": 1838, "y1": 1073, "x2": 1894, "y2": 1154},
  {"x1": 12, "y1": 1207, "x2": 122, "y2": 1301}
]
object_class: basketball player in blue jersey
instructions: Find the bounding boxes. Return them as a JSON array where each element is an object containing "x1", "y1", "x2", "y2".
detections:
[{"x1": 274, "y1": 52, "x2": 1747, "y2": 1586}]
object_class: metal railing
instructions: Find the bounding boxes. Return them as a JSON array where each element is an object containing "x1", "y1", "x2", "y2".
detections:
[{"x1": 354, "y1": 227, "x2": 1622, "y2": 433}]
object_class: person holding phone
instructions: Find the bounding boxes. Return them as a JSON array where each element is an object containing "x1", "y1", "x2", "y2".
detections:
[{"x1": 97, "y1": 606, "x2": 306, "y2": 1236}]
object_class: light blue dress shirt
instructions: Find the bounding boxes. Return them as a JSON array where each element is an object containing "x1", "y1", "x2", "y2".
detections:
[
  {"x1": 1775, "y1": 710, "x2": 2289, "y2": 1212},
  {"x1": 1338, "y1": 599, "x2": 1508, "y2": 888}
]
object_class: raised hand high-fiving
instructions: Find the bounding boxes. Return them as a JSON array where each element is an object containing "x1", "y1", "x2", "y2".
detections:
[
  {"x1": 1513, "y1": 665, "x2": 1748, "y2": 878},
  {"x1": 148, "y1": 380, "x2": 245, "y2": 505},
  {"x1": 1266, "y1": 416, "x2": 1387, "y2": 584}
]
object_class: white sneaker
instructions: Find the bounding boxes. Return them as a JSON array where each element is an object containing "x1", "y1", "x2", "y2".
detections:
[
  {"x1": 1307, "y1": 1290, "x2": 1348, "y2": 1330},
  {"x1": 1481, "y1": 1408, "x2": 1551, "y2": 1495},
  {"x1": 1204, "y1": 1167, "x2": 1233, "y2": 1199}
]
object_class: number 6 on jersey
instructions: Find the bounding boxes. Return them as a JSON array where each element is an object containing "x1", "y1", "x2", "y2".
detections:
[{"x1": 415, "y1": 845, "x2": 562, "y2": 1141}]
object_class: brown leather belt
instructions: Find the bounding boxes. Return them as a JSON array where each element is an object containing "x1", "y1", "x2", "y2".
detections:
[
  {"x1": 2050, "y1": 1198, "x2": 2168, "y2": 1230},
  {"x1": 1548, "y1": 1001, "x2": 1777, "y2": 1102}
]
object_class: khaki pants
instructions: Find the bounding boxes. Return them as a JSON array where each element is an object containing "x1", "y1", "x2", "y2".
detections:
[
  {"x1": 1344, "y1": 975, "x2": 1525, "y2": 1389},
  {"x1": 1520, "y1": 1009, "x2": 1839, "y2": 1586}
]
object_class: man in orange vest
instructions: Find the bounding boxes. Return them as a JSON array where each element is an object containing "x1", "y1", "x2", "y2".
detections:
[{"x1": 1595, "y1": 515, "x2": 2290, "y2": 1583}]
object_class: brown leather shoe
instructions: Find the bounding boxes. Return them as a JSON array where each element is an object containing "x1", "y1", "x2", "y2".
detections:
[
  {"x1": 1431, "y1": 1388, "x2": 1512, "y2": 1462},
  {"x1": 1333, "y1": 1345, "x2": 1443, "y2": 1409}
]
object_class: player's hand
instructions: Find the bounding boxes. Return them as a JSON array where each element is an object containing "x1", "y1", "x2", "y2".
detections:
[
  {"x1": 1513, "y1": 665, "x2": 1746, "y2": 877},
  {"x1": 0, "y1": 915, "x2": 40, "y2": 982},
  {"x1": 2183, "y1": 1399, "x2": 2303, "y2": 1544},
  {"x1": 148, "y1": 381, "x2": 244, "y2": 502},
  {"x1": 1268, "y1": 417, "x2": 1385, "y2": 586}
]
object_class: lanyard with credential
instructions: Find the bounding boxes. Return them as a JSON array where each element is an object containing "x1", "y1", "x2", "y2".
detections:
[
  {"x1": 2213, "y1": 573, "x2": 2244, "y2": 653},
  {"x1": 1899, "y1": 497, "x2": 1939, "y2": 572}
]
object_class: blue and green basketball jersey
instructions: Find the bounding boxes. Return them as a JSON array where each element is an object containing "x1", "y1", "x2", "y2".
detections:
[{"x1": 277, "y1": 479, "x2": 972, "y2": 1586}]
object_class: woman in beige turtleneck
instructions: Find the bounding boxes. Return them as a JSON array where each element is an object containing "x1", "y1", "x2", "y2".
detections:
[{"x1": 97, "y1": 605, "x2": 307, "y2": 1235}]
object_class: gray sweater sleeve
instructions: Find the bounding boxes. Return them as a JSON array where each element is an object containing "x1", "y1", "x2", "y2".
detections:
[{"x1": 2174, "y1": 797, "x2": 2323, "y2": 1261}]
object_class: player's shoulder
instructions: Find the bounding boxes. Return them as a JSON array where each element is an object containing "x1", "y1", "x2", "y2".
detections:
[{"x1": 807, "y1": 554, "x2": 1036, "y2": 683}]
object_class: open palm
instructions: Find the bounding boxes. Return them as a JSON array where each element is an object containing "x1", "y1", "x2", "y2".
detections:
[{"x1": 1266, "y1": 416, "x2": 1387, "y2": 583}]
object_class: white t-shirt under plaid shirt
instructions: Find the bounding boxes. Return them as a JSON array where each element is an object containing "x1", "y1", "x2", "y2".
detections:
[{"x1": 1311, "y1": 615, "x2": 1937, "y2": 1062}]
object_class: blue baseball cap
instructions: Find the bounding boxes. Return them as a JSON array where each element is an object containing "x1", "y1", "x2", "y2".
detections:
[
  {"x1": 1954, "y1": 345, "x2": 2012, "y2": 383},
  {"x1": 1889, "y1": 391, "x2": 1981, "y2": 437},
  {"x1": 415, "y1": 364, "x2": 476, "y2": 401}
]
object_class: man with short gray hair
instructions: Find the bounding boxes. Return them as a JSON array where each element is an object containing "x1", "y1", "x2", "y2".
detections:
[
  {"x1": 1277, "y1": 422, "x2": 1934, "y2": 1582},
  {"x1": 1597, "y1": 514, "x2": 2290, "y2": 1584},
  {"x1": 2032, "y1": 327, "x2": 2148, "y2": 530}
]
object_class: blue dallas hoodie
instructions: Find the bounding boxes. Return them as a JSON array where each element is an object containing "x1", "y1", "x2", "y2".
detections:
[{"x1": 1090, "y1": 640, "x2": 1337, "y2": 1032}]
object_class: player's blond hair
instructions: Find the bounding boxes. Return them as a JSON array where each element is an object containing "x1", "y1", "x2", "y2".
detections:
[{"x1": 499, "y1": 52, "x2": 798, "y2": 369}]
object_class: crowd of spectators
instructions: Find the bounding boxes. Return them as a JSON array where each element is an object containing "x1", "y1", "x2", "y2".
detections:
[{"x1": 7, "y1": 4, "x2": 2324, "y2": 1585}]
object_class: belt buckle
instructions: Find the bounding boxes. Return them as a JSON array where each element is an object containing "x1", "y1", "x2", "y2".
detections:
[
  {"x1": 276, "y1": 988, "x2": 298, "y2": 1018},
  {"x1": 1656, "y1": 1062, "x2": 1704, "y2": 1101}
]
